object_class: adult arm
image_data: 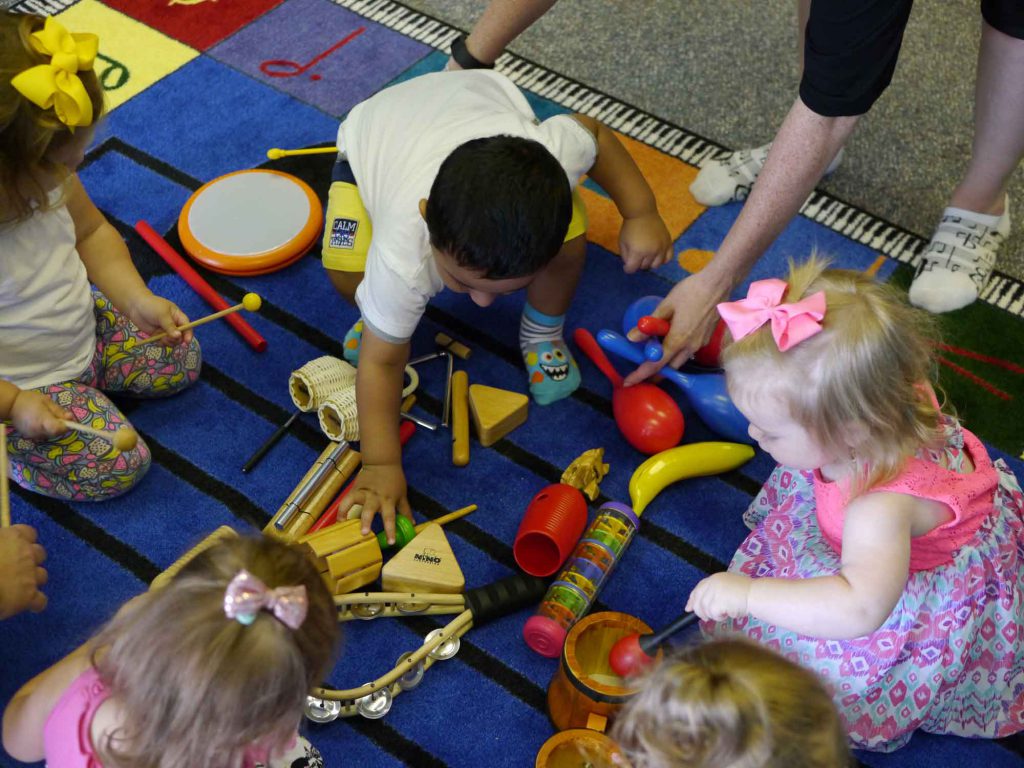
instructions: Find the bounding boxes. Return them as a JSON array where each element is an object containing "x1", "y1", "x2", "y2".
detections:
[
  {"x1": 624, "y1": 99, "x2": 859, "y2": 384},
  {"x1": 449, "y1": 0, "x2": 559, "y2": 68}
]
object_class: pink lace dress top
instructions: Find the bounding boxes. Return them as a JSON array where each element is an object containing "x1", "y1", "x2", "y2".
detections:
[
  {"x1": 43, "y1": 666, "x2": 108, "y2": 768},
  {"x1": 813, "y1": 422, "x2": 998, "y2": 571}
]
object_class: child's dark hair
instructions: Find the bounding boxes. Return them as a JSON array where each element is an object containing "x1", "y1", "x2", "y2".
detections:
[
  {"x1": 91, "y1": 534, "x2": 339, "y2": 768},
  {"x1": 0, "y1": 11, "x2": 105, "y2": 224},
  {"x1": 425, "y1": 135, "x2": 573, "y2": 279}
]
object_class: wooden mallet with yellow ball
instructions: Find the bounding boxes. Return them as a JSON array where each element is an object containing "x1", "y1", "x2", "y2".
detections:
[{"x1": 142, "y1": 293, "x2": 262, "y2": 346}]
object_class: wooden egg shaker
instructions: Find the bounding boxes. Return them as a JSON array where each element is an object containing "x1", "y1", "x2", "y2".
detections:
[{"x1": 299, "y1": 518, "x2": 383, "y2": 595}]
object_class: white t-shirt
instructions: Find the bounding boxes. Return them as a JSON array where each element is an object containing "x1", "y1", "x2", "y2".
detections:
[
  {"x1": 339, "y1": 70, "x2": 597, "y2": 343},
  {"x1": 0, "y1": 188, "x2": 95, "y2": 389}
]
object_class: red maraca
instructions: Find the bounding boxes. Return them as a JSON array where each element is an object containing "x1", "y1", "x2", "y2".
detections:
[
  {"x1": 573, "y1": 327, "x2": 684, "y2": 455},
  {"x1": 608, "y1": 611, "x2": 699, "y2": 677},
  {"x1": 638, "y1": 315, "x2": 727, "y2": 369}
]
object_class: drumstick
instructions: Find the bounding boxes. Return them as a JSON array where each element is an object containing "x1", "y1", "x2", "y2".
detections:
[
  {"x1": 266, "y1": 146, "x2": 338, "y2": 160},
  {"x1": 414, "y1": 504, "x2": 476, "y2": 534},
  {"x1": 134, "y1": 221, "x2": 268, "y2": 353},
  {"x1": 61, "y1": 421, "x2": 138, "y2": 452},
  {"x1": 141, "y1": 293, "x2": 262, "y2": 346},
  {"x1": 1, "y1": 424, "x2": 10, "y2": 528}
]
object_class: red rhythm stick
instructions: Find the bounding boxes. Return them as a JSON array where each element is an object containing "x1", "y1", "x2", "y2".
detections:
[
  {"x1": 134, "y1": 220, "x2": 267, "y2": 352},
  {"x1": 307, "y1": 420, "x2": 417, "y2": 534}
]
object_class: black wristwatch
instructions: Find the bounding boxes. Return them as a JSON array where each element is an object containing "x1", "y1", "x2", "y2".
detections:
[{"x1": 450, "y1": 33, "x2": 494, "y2": 70}]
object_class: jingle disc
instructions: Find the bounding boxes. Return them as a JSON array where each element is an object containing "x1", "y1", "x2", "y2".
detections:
[
  {"x1": 356, "y1": 686, "x2": 393, "y2": 719},
  {"x1": 351, "y1": 602, "x2": 384, "y2": 620},
  {"x1": 304, "y1": 696, "x2": 342, "y2": 723},
  {"x1": 396, "y1": 652, "x2": 426, "y2": 691},
  {"x1": 425, "y1": 628, "x2": 461, "y2": 660},
  {"x1": 178, "y1": 169, "x2": 322, "y2": 276}
]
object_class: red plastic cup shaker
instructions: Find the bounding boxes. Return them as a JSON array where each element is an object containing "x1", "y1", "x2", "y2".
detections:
[{"x1": 513, "y1": 484, "x2": 588, "y2": 577}]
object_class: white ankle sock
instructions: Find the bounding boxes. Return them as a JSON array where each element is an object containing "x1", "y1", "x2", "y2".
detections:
[
  {"x1": 690, "y1": 143, "x2": 843, "y2": 206},
  {"x1": 909, "y1": 196, "x2": 1010, "y2": 313}
]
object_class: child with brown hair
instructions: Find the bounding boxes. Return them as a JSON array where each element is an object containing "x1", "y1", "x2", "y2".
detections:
[
  {"x1": 2, "y1": 534, "x2": 339, "y2": 767},
  {"x1": 687, "y1": 257, "x2": 1024, "y2": 750},
  {"x1": 610, "y1": 639, "x2": 852, "y2": 768},
  {"x1": 0, "y1": 11, "x2": 200, "y2": 502}
]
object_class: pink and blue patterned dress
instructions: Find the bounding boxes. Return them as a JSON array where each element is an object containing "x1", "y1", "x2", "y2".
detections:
[{"x1": 704, "y1": 416, "x2": 1024, "y2": 751}]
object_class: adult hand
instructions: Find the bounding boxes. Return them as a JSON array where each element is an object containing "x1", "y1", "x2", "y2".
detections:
[
  {"x1": 337, "y1": 462, "x2": 414, "y2": 545},
  {"x1": 685, "y1": 571, "x2": 751, "y2": 622},
  {"x1": 129, "y1": 293, "x2": 194, "y2": 346},
  {"x1": 0, "y1": 525, "x2": 48, "y2": 620},
  {"x1": 623, "y1": 269, "x2": 731, "y2": 385},
  {"x1": 619, "y1": 212, "x2": 673, "y2": 274},
  {"x1": 9, "y1": 391, "x2": 69, "y2": 441}
]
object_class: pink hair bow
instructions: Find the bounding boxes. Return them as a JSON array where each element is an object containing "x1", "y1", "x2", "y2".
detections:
[
  {"x1": 223, "y1": 570, "x2": 308, "y2": 630},
  {"x1": 716, "y1": 278, "x2": 826, "y2": 351}
]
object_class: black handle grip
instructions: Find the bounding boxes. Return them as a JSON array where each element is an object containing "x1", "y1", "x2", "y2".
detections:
[
  {"x1": 464, "y1": 573, "x2": 548, "y2": 626},
  {"x1": 638, "y1": 612, "x2": 700, "y2": 654}
]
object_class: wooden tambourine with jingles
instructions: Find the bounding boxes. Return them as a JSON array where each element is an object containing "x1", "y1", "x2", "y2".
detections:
[
  {"x1": 178, "y1": 170, "x2": 322, "y2": 276},
  {"x1": 305, "y1": 573, "x2": 548, "y2": 722}
]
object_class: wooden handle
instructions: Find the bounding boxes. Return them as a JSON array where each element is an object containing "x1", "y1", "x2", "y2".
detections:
[
  {"x1": 572, "y1": 327, "x2": 623, "y2": 388},
  {"x1": 451, "y1": 371, "x2": 469, "y2": 467},
  {"x1": 415, "y1": 503, "x2": 476, "y2": 533},
  {"x1": 141, "y1": 303, "x2": 243, "y2": 346},
  {"x1": 61, "y1": 420, "x2": 137, "y2": 452},
  {"x1": 1, "y1": 424, "x2": 10, "y2": 528},
  {"x1": 150, "y1": 527, "x2": 238, "y2": 590}
]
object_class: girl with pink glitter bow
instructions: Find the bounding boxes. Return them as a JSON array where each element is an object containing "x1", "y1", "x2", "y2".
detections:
[
  {"x1": 2, "y1": 535, "x2": 339, "y2": 767},
  {"x1": 686, "y1": 257, "x2": 1024, "y2": 751}
]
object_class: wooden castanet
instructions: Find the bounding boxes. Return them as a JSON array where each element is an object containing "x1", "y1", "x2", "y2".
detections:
[
  {"x1": 299, "y1": 518, "x2": 383, "y2": 595},
  {"x1": 547, "y1": 611, "x2": 654, "y2": 732}
]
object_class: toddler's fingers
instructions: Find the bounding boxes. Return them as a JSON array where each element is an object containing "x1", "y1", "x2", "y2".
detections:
[
  {"x1": 28, "y1": 590, "x2": 47, "y2": 613},
  {"x1": 32, "y1": 543, "x2": 46, "y2": 565},
  {"x1": 35, "y1": 565, "x2": 48, "y2": 587},
  {"x1": 358, "y1": 497, "x2": 381, "y2": 536},
  {"x1": 12, "y1": 524, "x2": 38, "y2": 543},
  {"x1": 380, "y1": 502, "x2": 398, "y2": 545},
  {"x1": 398, "y1": 496, "x2": 413, "y2": 523}
]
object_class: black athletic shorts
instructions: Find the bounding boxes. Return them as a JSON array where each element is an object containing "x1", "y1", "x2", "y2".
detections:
[{"x1": 800, "y1": 0, "x2": 1024, "y2": 117}]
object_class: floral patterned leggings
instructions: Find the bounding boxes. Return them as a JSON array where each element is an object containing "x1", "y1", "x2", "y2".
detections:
[{"x1": 6, "y1": 292, "x2": 202, "y2": 501}]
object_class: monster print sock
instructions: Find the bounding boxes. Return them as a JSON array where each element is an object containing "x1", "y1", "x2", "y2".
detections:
[
  {"x1": 520, "y1": 303, "x2": 580, "y2": 405},
  {"x1": 343, "y1": 318, "x2": 363, "y2": 366}
]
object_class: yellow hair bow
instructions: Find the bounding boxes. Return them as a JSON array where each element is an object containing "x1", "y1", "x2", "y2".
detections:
[{"x1": 10, "y1": 17, "x2": 99, "y2": 129}]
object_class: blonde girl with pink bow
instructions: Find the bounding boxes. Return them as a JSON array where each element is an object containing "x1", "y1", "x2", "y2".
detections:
[
  {"x1": 0, "y1": 12, "x2": 200, "y2": 503},
  {"x1": 2, "y1": 535, "x2": 340, "y2": 767},
  {"x1": 686, "y1": 257, "x2": 1024, "y2": 751}
]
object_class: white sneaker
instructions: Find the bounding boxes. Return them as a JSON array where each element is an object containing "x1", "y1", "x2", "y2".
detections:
[
  {"x1": 690, "y1": 143, "x2": 844, "y2": 206},
  {"x1": 909, "y1": 196, "x2": 1010, "y2": 313}
]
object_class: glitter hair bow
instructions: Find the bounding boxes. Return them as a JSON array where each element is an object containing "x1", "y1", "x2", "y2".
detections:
[
  {"x1": 716, "y1": 278, "x2": 826, "y2": 351},
  {"x1": 223, "y1": 570, "x2": 308, "y2": 630},
  {"x1": 10, "y1": 17, "x2": 99, "y2": 129}
]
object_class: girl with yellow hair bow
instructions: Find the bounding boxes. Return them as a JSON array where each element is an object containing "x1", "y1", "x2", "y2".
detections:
[{"x1": 0, "y1": 12, "x2": 202, "y2": 509}]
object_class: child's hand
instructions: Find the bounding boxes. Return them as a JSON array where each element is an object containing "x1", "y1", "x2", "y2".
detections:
[
  {"x1": 337, "y1": 462, "x2": 414, "y2": 545},
  {"x1": 618, "y1": 212, "x2": 673, "y2": 274},
  {"x1": 10, "y1": 390, "x2": 69, "y2": 440},
  {"x1": 685, "y1": 572, "x2": 752, "y2": 622},
  {"x1": 128, "y1": 293, "x2": 194, "y2": 346},
  {"x1": 0, "y1": 525, "x2": 48, "y2": 619}
]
